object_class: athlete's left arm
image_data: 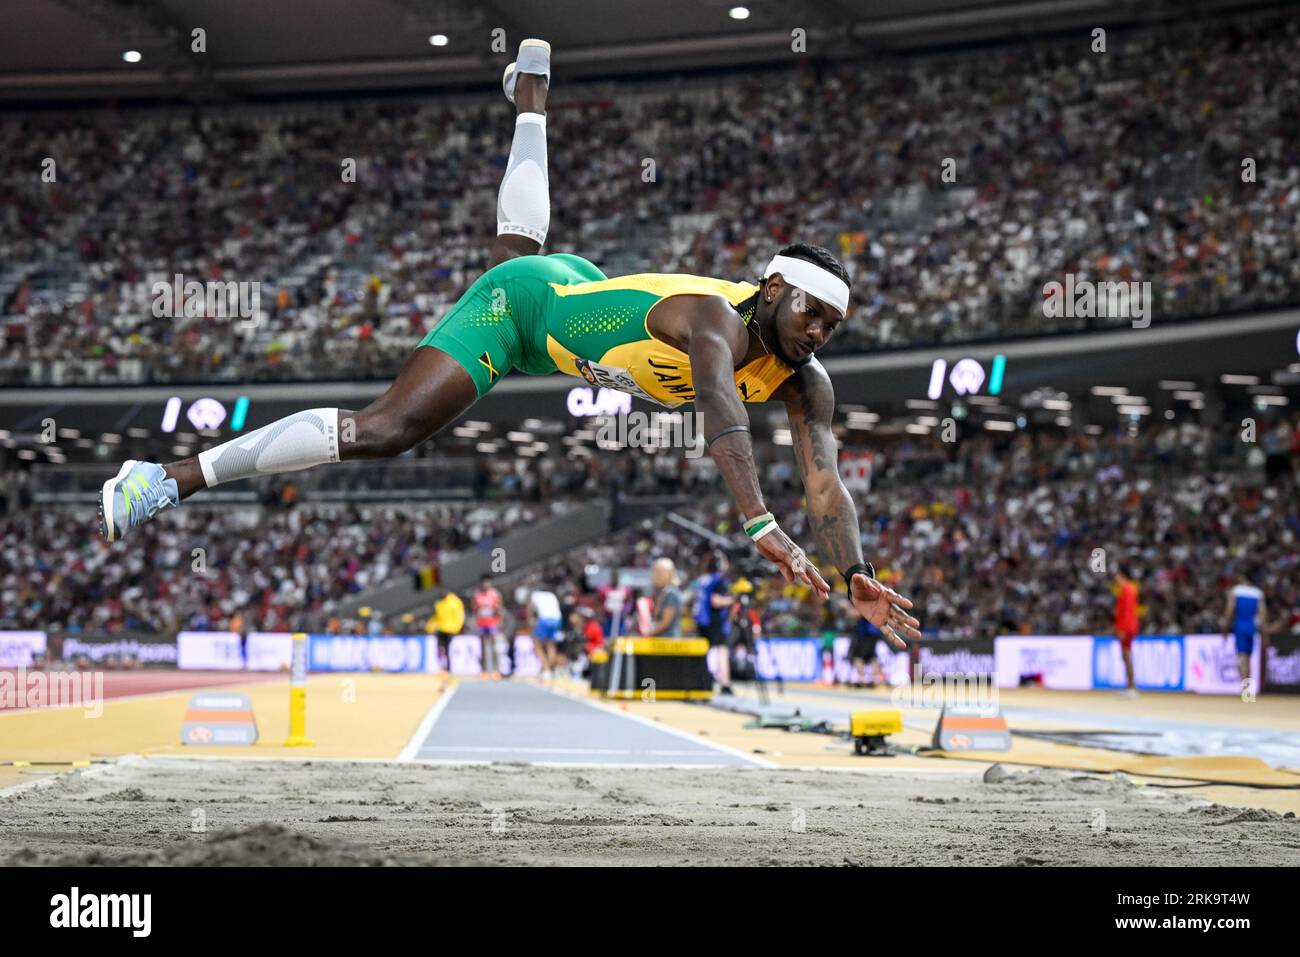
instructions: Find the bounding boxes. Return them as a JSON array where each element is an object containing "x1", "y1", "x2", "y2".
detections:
[{"x1": 776, "y1": 359, "x2": 921, "y2": 649}]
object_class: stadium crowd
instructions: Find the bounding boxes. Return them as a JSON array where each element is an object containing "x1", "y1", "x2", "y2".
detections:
[
  {"x1": 3, "y1": 12, "x2": 1299, "y2": 385},
  {"x1": 499, "y1": 413, "x2": 1300, "y2": 650},
  {"x1": 9, "y1": 412, "x2": 1289, "y2": 643},
  {"x1": 0, "y1": 499, "x2": 556, "y2": 634}
]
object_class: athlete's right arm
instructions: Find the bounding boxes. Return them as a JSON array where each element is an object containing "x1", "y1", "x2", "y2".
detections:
[{"x1": 683, "y1": 298, "x2": 829, "y2": 596}]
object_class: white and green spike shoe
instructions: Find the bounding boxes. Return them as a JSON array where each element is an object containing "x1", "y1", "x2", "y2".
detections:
[
  {"x1": 99, "y1": 459, "x2": 180, "y2": 543},
  {"x1": 502, "y1": 38, "x2": 551, "y2": 104}
]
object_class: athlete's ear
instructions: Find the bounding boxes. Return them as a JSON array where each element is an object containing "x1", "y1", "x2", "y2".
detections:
[{"x1": 763, "y1": 274, "x2": 785, "y2": 304}]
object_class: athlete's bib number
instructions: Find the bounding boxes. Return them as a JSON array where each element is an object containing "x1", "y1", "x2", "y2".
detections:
[{"x1": 574, "y1": 358, "x2": 673, "y2": 406}]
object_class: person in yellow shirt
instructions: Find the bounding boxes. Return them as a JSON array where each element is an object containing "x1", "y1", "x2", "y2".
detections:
[{"x1": 430, "y1": 590, "x2": 466, "y2": 673}]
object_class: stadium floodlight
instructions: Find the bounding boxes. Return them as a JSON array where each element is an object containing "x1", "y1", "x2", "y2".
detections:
[
  {"x1": 729, "y1": 6, "x2": 750, "y2": 19},
  {"x1": 122, "y1": 50, "x2": 142, "y2": 63},
  {"x1": 429, "y1": 34, "x2": 449, "y2": 47}
]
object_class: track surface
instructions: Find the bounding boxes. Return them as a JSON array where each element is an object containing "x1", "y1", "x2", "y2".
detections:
[
  {"x1": 413, "y1": 680, "x2": 758, "y2": 766},
  {"x1": 0, "y1": 669, "x2": 282, "y2": 712}
]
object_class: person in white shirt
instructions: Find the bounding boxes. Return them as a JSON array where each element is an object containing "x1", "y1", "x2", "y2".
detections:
[{"x1": 528, "y1": 587, "x2": 563, "y2": 679}]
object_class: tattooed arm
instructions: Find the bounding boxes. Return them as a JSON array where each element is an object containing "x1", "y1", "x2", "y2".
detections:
[
  {"x1": 776, "y1": 359, "x2": 921, "y2": 648},
  {"x1": 778, "y1": 358, "x2": 863, "y2": 570},
  {"x1": 679, "y1": 296, "x2": 828, "y2": 595}
]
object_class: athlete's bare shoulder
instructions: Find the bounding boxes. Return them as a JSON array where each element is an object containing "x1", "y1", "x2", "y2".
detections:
[
  {"x1": 647, "y1": 292, "x2": 749, "y2": 359},
  {"x1": 773, "y1": 355, "x2": 833, "y2": 409}
]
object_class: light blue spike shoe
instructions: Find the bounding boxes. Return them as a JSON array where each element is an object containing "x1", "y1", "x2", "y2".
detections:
[{"x1": 99, "y1": 459, "x2": 180, "y2": 543}]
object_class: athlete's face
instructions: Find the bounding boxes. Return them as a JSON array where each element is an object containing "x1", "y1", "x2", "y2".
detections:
[{"x1": 764, "y1": 276, "x2": 844, "y2": 365}]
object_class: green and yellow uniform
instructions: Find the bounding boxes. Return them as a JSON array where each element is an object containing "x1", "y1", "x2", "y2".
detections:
[{"x1": 418, "y1": 253, "x2": 796, "y2": 406}]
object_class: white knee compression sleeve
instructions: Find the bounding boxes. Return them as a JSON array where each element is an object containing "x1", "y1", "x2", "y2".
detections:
[
  {"x1": 197, "y1": 408, "x2": 341, "y2": 488},
  {"x1": 496, "y1": 113, "x2": 549, "y2": 245}
]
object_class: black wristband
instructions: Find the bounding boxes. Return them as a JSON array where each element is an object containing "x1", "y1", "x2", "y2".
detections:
[
  {"x1": 706, "y1": 424, "x2": 750, "y2": 447},
  {"x1": 841, "y1": 562, "x2": 875, "y2": 589}
]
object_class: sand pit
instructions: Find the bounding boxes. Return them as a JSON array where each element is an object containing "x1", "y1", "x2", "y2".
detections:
[{"x1": 2, "y1": 757, "x2": 1297, "y2": 866}]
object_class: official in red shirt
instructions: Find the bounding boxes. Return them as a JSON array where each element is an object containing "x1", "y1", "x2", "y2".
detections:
[{"x1": 1113, "y1": 568, "x2": 1140, "y2": 695}]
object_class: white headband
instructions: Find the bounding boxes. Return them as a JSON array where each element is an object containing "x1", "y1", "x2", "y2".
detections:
[{"x1": 763, "y1": 254, "x2": 850, "y2": 317}]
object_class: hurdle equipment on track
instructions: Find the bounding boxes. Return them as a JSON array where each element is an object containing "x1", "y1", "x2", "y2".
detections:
[
  {"x1": 588, "y1": 648, "x2": 610, "y2": 696},
  {"x1": 599, "y1": 638, "x2": 712, "y2": 700},
  {"x1": 932, "y1": 704, "x2": 1012, "y2": 751},
  {"x1": 181, "y1": 692, "x2": 258, "y2": 746}
]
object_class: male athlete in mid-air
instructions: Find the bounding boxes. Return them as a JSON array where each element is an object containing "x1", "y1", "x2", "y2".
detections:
[{"x1": 99, "y1": 39, "x2": 923, "y2": 649}]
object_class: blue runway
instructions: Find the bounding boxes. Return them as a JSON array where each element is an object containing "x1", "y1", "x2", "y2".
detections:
[{"x1": 411, "y1": 679, "x2": 761, "y2": 767}]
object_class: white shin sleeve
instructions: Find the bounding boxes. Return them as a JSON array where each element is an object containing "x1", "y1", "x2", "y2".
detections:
[
  {"x1": 197, "y1": 408, "x2": 341, "y2": 488},
  {"x1": 496, "y1": 113, "x2": 549, "y2": 246}
]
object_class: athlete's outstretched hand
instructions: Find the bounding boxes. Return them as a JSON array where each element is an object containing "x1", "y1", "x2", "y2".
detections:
[
  {"x1": 849, "y1": 572, "x2": 921, "y2": 650},
  {"x1": 755, "y1": 529, "x2": 830, "y2": 599}
]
